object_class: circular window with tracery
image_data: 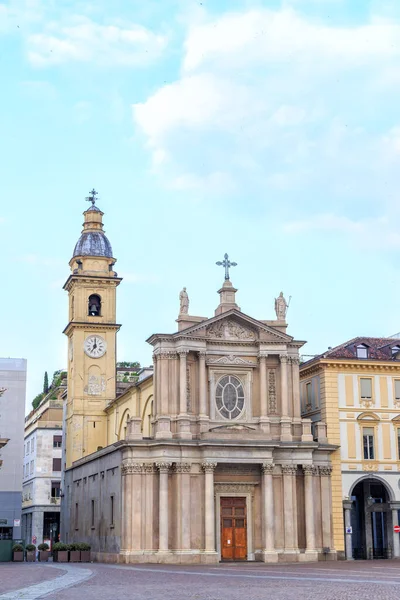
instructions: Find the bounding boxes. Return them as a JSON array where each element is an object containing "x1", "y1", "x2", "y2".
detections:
[{"x1": 215, "y1": 375, "x2": 245, "y2": 420}]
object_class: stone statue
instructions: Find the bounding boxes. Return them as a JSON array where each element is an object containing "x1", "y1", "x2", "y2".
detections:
[
  {"x1": 275, "y1": 291, "x2": 288, "y2": 320},
  {"x1": 179, "y1": 287, "x2": 189, "y2": 315}
]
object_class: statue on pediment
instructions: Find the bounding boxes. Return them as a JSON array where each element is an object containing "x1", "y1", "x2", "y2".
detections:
[
  {"x1": 275, "y1": 292, "x2": 288, "y2": 320},
  {"x1": 179, "y1": 287, "x2": 189, "y2": 315}
]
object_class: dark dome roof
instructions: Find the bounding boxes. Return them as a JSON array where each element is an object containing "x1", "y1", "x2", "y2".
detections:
[{"x1": 73, "y1": 232, "x2": 113, "y2": 258}]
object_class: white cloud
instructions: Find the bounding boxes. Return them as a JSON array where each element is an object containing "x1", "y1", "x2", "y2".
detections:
[
  {"x1": 27, "y1": 15, "x2": 167, "y2": 67},
  {"x1": 133, "y1": 5, "x2": 400, "y2": 198},
  {"x1": 283, "y1": 213, "x2": 400, "y2": 250}
]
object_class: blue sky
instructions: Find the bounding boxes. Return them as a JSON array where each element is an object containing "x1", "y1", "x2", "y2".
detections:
[{"x1": 1, "y1": 0, "x2": 400, "y2": 411}]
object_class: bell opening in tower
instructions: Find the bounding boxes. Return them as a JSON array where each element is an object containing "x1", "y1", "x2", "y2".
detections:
[{"x1": 88, "y1": 294, "x2": 101, "y2": 317}]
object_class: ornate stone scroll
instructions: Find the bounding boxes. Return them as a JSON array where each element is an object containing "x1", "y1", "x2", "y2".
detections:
[
  {"x1": 302, "y1": 464, "x2": 318, "y2": 476},
  {"x1": 174, "y1": 462, "x2": 191, "y2": 473},
  {"x1": 281, "y1": 465, "x2": 297, "y2": 476},
  {"x1": 261, "y1": 462, "x2": 274, "y2": 474},
  {"x1": 202, "y1": 462, "x2": 217, "y2": 472},
  {"x1": 268, "y1": 370, "x2": 277, "y2": 414},
  {"x1": 318, "y1": 465, "x2": 333, "y2": 476},
  {"x1": 121, "y1": 462, "x2": 144, "y2": 475},
  {"x1": 206, "y1": 320, "x2": 256, "y2": 341},
  {"x1": 156, "y1": 462, "x2": 172, "y2": 473}
]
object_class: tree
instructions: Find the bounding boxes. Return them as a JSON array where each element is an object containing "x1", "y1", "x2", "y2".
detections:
[
  {"x1": 43, "y1": 371, "x2": 49, "y2": 394},
  {"x1": 32, "y1": 393, "x2": 44, "y2": 410},
  {"x1": 117, "y1": 361, "x2": 141, "y2": 369}
]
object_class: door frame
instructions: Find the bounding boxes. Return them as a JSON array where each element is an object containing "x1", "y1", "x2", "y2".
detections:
[{"x1": 215, "y1": 490, "x2": 254, "y2": 561}]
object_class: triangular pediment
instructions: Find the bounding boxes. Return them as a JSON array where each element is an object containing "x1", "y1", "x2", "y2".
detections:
[{"x1": 174, "y1": 309, "x2": 293, "y2": 343}]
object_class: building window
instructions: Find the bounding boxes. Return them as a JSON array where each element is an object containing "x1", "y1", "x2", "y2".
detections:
[
  {"x1": 75, "y1": 503, "x2": 79, "y2": 530},
  {"x1": 110, "y1": 496, "x2": 114, "y2": 526},
  {"x1": 356, "y1": 344, "x2": 369, "y2": 359},
  {"x1": 53, "y1": 458, "x2": 62, "y2": 471},
  {"x1": 30, "y1": 460, "x2": 34, "y2": 475},
  {"x1": 360, "y1": 378, "x2": 373, "y2": 400},
  {"x1": 215, "y1": 375, "x2": 245, "y2": 420},
  {"x1": 397, "y1": 429, "x2": 400, "y2": 460},
  {"x1": 53, "y1": 435, "x2": 62, "y2": 448},
  {"x1": 363, "y1": 427, "x2": 375, "y2": 460},
  {"x1": 306, "y1": 382, "x2": 312, "y2": 407},
  {"x1": 91, "y1": 500, "x2": 95, "y2": 528},
  {"x1": 395, "y1": 380, "x2": 400, "y2": 401},
  {"x1": 31, "y1": 439, "x2": 34, "y2": 453},
  {"x1": 27, "y1": 441, "x2": 30, "y2": 455},
  {"x1": 51, "y1": 481, "x2": 61, "y2": 498},
  {"x1": 392, "y1": 346, "x2": 400, "y2": 358}
]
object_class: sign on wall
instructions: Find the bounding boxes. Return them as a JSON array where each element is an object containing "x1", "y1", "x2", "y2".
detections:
[{"x1": 13, "y1": 519, "x2": 20, "y2": 527}]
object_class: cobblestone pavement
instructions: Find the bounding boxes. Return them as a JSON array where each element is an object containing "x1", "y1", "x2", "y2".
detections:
[{"x1": 3, "y1": 560, "x2": 400, "y2": 600}]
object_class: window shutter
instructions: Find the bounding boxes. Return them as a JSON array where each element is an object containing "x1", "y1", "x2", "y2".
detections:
[
  {"x1": 53, "y1": 435, "x2": 62, "y2": 444},
  {"x1": 360, "y1": 378, "x2": 372, "y2": 398},
  {"x1": 53, "y1": 458, "x2": 62, "y2": 471}
]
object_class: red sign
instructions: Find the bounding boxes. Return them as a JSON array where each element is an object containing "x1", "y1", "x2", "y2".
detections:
[{"x1": 394, "y1": 525, "x2": 400, "y2": 533}]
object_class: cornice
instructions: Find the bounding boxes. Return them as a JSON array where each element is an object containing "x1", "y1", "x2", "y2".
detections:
[
  {"x1": 63, "y1": 274, "x2": 122, "y2": 291},
  {"x1": 63, "y1": 322, "x2": 121, "y2": 335},
  {"x1": 301, "y1": 358, "x2": 400, "y2": 376}
]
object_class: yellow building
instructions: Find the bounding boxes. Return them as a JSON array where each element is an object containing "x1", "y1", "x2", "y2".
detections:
[{"x1": 300, "y1": 337, "x2": 400, "y2": 561}]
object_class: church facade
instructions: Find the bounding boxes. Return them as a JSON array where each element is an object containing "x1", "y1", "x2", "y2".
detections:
[{"x1": 61, "y1": 196, "x2": 338, "y2": 563}]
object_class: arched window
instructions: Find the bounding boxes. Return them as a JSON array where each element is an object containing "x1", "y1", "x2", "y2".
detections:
[
  {"x1": 392, "y1": 346, "x2": 400, "y2": 358},
  {"x1": 356, "y1": 344, "x2": 368, "y2": 359},
  {"x1": 216, "y1": 375, "x2": 245, "y2": 420},
  {"x1": 88, "y1": 294, "x2": 101, "y2": 317}
]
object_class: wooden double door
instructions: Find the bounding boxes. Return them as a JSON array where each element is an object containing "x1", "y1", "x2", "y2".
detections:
[{"x1": 220, "y1": 497, "x2": 247, "y2": 561}]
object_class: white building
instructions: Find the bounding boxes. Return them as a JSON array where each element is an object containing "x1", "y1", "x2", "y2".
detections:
[{"x1": 21, "y1": 385, "x2": 64, "y2": 549}]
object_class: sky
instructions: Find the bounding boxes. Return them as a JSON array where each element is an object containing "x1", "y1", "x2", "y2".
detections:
[{"x1": 1, "y1": 0, "x2": 400, "y2": 412}]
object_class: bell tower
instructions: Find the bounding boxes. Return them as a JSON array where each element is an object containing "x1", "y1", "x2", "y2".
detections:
[{"x1": 63, "y1": 190, "x2": 122, "y2": 467}]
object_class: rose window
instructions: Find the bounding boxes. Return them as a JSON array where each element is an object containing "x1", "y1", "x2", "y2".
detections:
[{"x1": 216, "y1": 375, "x2": 245, "y2": 420}]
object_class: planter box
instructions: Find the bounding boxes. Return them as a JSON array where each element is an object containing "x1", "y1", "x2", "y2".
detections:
[
  {"x1": 13, "y1": 552, "x2": 24, "y2": 562},
  {"x1": 38, "y1": 551, "x2": 49, "y2": 562},
  {"x1": 80, "y1": 550, "x2": 91, "y2": 563},
  {"x1": 69, "y1": 550, "x2": 80, "y2": 562},
  {"x1": 26, "y1": 551, "x2": 36, "y2": 562},
  {"x1": 54, "y1": 551, "x2": 69, "y2": 563}
]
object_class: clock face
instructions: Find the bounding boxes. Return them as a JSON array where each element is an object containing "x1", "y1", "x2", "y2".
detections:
[{"x1": 84, "y1": 335, "x2": 107, "y2": 358}]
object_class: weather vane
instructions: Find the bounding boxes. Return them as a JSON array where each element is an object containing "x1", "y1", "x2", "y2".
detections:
[
  {"x1": 216, "y1": 253, "x2": 237, "y2": 281},
  {"x1": 85, "y1": 188, "x2": 98, "y2": 206}
]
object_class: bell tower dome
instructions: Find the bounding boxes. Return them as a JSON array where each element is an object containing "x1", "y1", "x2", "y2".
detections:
[{"x1": 63, "y1": 190, "x2": 122, "y2": 467}]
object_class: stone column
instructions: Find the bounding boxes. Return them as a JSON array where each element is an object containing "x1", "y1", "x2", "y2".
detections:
[
  {"x1": 177, "y1": 351, "x2": 192, "y2": 439},
  {"x1": 121, "y1": 462, "x2": 133, "y2": 552},
  {"x1": 175, "y1": 462, "x2": 191, "y2": 551},
  {"x1": 155, "y1": 353, "x2": 173, "y2": 439},
  {"x1": 202, "y1": 462, "x2": 217, "y2": 554},
  {"x1": 281, "y1": 465, "x2": 298, "y2": 553},
  {"x1": 262, "y1": 463, "x2": 278, "y2": 562},
  {"x1": 259, "y1": 353, "x2": 270, "y2": 434},
  {"x1": 390, "y1": 502, "x2": 400, "y2": 559},
  {"x1": 156, "y1": 462, "x2": 172, "y2": 552},
  {"x1": 303, "y1": 465, "x2": 318, "y2": 558},
  {"x1": 343, "y1": 500, "x2": 354, "y2": 560},
  {"x1": 199, "y1": 351, "x2": 207, "y2": 416},
  {"x1": 291, "y1": 357, "x2": 301, "y2": 420},
  {"x1": 319, "y1": 466, "x2": 333, "y2": 552},
  {"x1": 280, "y1": 355, "x2": 291, "y2": 441}
]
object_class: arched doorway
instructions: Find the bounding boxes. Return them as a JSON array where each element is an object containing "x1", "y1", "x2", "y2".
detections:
[{"x1": 350, "y1": 478, "x2": 393, "y2": 559}]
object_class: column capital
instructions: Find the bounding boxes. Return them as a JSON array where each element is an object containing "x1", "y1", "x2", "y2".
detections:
[
  {"x1": 258, "y1": 352, "x2": 268, "y2": 361},
  {"x1": 156, "y1": 461, "x2": 172, "y2": 473},
  {"x1": 302, "y1": 464, "x2": 318, "y2": 476},
  {"x1": 178, "y1": 349, "x2": 189, "y2": 357},
  {"x1": 160, "y1": 351, "x2": 178, "y2": 360},
  {"x1": 281, "y1": 464, "x2": 297, "y2": 476},
  {"x1": 318, "y1": 465, "x2": 333, "y2": 477},
  {"x1": 290, "y1": 357, "x2": 300, "y2": 366},
  {"x1": 174, "y1": 462, "x2": 191, "y2": 473},
  {"x1": 143, "y1": 463, "x2": 157, "y2": 474},
  {"x1": 198, "y1": 350, "x2": 207, "y2": 358},
  {"x1": 121, "y1": 462, "x2": 144, "y2": 475},
  {"x1": 202, "y1": 461, "x2": 217, "y2": 472},
  {"x1": 279, "y1": 354, "x2": 289, "y2": 363},
  {"x1": 261, "y1": 462, "x2": 274, "y2": 474}
]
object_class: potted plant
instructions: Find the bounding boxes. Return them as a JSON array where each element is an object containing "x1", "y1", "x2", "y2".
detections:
[
  {"x1": 69, "y1": 543, "x2": 80, "y2": 562},
  {"x1": 52, "y1": 542, "x2": 70, "y2": 562},
  {"x1": 25, "y1": 544, "x2": 36, "y2": 562},
  {"x1": 12, "y1": 544, "x2": 24, "y2": 562},
  {"x1": 38, "y1": 542, "x2": 49, "y2": 562},
  {"x1": 78, "y1": 542, "x2": 91, "y2": 562}
]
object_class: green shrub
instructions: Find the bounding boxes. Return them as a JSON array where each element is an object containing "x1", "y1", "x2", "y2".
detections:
[
  {"x1": 76, "y1": 542, "x2": 91, "y2": 551},
  {"x1": 69, "y1": 543, "x2": 80, "y2": 551},
  {"x1": 12, "y1": 544, "x2": 24, "y2": 552},
  {"x1": 26, "y1": 544, "x2": 36, "y2": 551},
  {"x1": 38, "y1": 543, "x2": 49, "y2": 551},
  {"x1": 53, "y1": 542, "x2": 70, "y2": 552}
]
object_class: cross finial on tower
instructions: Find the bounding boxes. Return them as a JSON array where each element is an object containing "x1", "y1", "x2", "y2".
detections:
[
  {"x1": 216, "y1": 253, "x2": 237, "y2": 281},
  {"x1": 85, "y1": 188, "x2": 98, "y2": 206}
]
